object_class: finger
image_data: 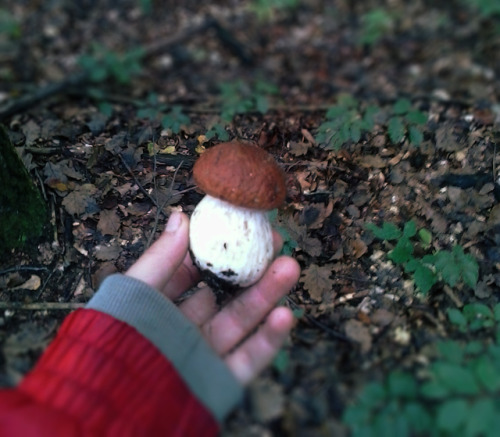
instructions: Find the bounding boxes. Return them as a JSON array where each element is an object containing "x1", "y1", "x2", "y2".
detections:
[
  {"x1": 162, "y1": 251, "x2": 200, "y2": 298},
  {"x1": 272, "y1": 229, "x2": 283, "y2": 256},
  {"x1": 224, "y1": 307, "x2": 294, "y2": 385},
  {"x1": 178, "y1": 286, "x2": 218, "y2": 325},
  {"x1": 201, "y1": 256, "x2": 300, "y2": 355},
  {"x1": 125, "y1": 212, "x2": 189, "y2": 297}
]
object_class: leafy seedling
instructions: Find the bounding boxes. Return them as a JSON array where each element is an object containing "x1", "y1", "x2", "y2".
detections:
[
  {"x1": 219, "y1": 78, "x2": 279, "y2": 122},
  {"x1": 367, "y1": 220, "x2": 479, "y2": 293},
  {"x1": 344, "y1": 312, "x2": 500, "y2": 437},
  {"x1": 315, "y1": 94, "x2": 379, "y2": 150},
  {"x1": 387, "y1": 98, "x2": 427, "y2": 146},
  {"x1": 78, "y1": 43, "x2": 144, "y2": 84},
  {"x1": 358, "y1": 8, "x2": 395, "y2": 47},
  {"x1": 205, "y1": 122, "x2": 229, "y2": 141}
]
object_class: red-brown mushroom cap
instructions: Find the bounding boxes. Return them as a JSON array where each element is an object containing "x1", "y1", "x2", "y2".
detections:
[{"x1": 193, "y1": 141, "x2": 286, "y2": 210}]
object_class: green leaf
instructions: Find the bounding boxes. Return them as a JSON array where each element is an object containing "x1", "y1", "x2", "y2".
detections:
[
  {"x1": 272, "y1": 349, "x2": 289, "y2": 373},
  {"x1": 465, "y1": 398, "x2": 495, "y2": 437},
  {"x1": 494, "y1": 303, "x2": 500, "y2": 321},
  {"x1": 463, "y1": 303, "x2": 493, "y2": 322},
  {"x1": 406, "y1": 109, "x2": 427, "y2": 125},
  {"x1": 454, "y1": 246, "x2": 479, "y2": 288},
  {"x1": 403, "y1": 402, "x2": 432, "y2": 434},
  {"x1": 474, "y1": 355, "x2": 500, "y2": 391},
  {"x1": 447, "y1": 308, "x2": 468, "y2": 330},
  {"x1": 412, "y1": 263, "x2": 437, "y2": 293},
  {"x1": 388, "y1": 236, "x2": 413, "y2": 264},
  {"x1": 402, "y1": 220, "x2": 417, "y2": 238},
  {"x1": 387, "y1": 371, "x2": 417, "y2": 398},
  {"x1": 437, "y1": 340, "x2": 464, "y2": 363},
  {"x1": 432, "y1": 362, "x2": 480, "y2": 395},
  {"x1": 434, "y1": 250, "x2": 461, "y2": 287},
  {"x1": 408, "y1": 125, "x2": 423, "y2": 146},
  {"x1": 436, "y1": 399, "x2": 468, "y2": 432},
  {"x1": 365, "y1": 222, "x2": 401, "y2": 241},
  {"x1": 358, "y1": 381, "x2": 386, "y2": 407},
  {"x1": 418, "y1": 228, "x2": 432, "y2": 246},
  {"x1": 350, "y1": 122, "x2": 362, "y2": 143},
  {"x1": 388, "y1": 117, "x2": 406, "y2": 143},
  {"x1": 392, "y1": 98, "x2": 412, "y2": 115},
  {"x1": 420, "y1": 380, "x2": 449, "y2": 399}
]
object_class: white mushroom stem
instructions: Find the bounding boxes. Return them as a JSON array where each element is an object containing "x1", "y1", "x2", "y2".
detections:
[{"x1": 189, "y1": 195, "x2": 274, "y2": 288}]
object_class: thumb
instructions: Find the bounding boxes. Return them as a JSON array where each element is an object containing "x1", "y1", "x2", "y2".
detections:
[{"x1": 125, "y1": 212, "x2": 189, "y2": 292}]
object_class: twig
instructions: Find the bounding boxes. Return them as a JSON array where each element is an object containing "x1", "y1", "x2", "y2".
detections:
[
  {"x1": 0, "y1": 266, "x2": 49, "y2": 275},
  {"x1": 0, "y1": 16, "x2": 250, "y2": 120},
  {"x1": 286, "y1": 296, "x2": 352, "y2": 342},
  {"x1": 0, "y1": 301, "x2": 85, "y2": 310},
  {"x1": 0, "y1": 72, "x2": 88, "y2": 121},
  {"x1": 118, "y1": 153, "x2": 166, "y2": 217}
]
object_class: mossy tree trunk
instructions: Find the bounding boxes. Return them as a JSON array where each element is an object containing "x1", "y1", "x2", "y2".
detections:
[{"x1": 0, "y1": 125, "x2": 48, "y2": 260}]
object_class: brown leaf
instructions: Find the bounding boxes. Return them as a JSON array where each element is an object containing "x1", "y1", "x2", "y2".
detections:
[
  {"x1": 62, "y1": 183, "x2": 99, "y2": 216},
  {"x1": 10, "y1": 275, "x2": 41, "y2": 291},
  {"x1": 306, "y1": 199, "x2": 335, "y2": 230},
  {"x1": 344, "y1": 319, "x2": 372, "y2": 353},
  {"x1": 97, "y1": 209, "x2": 121, "y2": 235},
  {"x1": 435, "y1": 123, "x2": 466, "y2": 151},
  {"x1": 289, "y1": 141, "x2": 310, "y2": 156},
  {"x1": 347, "y1": 237, "x2": 368, "y2": 259},
  {"x1": 284, "y1": 215, "x2": 323, "y2": 256},
  {"x1": 94, "y1": 242, "x2": 121, "y2": 261},
  {"x1": 357, "y1": 155, "x2": 387, "y2": 169},
  {"x1": 300, "y1": 264, "x2": 334, "y2": 301}
]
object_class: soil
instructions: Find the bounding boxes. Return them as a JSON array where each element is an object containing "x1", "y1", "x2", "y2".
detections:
[{"x1": 1, "y1": 1, "x2": 499, "y2": 435}]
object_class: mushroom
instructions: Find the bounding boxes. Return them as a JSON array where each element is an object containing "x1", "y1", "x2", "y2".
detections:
[{"x1": 189, "y1": 140, "x2": 286, "y2": 294}]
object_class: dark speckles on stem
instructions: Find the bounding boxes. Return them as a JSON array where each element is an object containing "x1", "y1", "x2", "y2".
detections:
[
  {"x1": 221, "y1": 269, "x2": 237, "y2": 277},
  {"x1": 223, "y1": 242, "x2": 227, "y2": 250}
]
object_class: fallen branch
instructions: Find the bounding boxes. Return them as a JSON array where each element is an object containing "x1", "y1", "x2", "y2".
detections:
[
  {"x1": 0, "y1": 16, "x2": 251, "y2": 121},
  {"x1": 0, "y1": 301, "x2": 85, "y2": 310}
]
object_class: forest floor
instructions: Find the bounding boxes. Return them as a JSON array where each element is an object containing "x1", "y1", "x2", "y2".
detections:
[{"x1": 1, "y1": 1, "x2": 500, "y2": 436}]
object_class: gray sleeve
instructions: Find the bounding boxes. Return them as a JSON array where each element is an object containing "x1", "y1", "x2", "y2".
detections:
[{"x1": 85, "y1": 273, "x2": 243, "y2": 422}]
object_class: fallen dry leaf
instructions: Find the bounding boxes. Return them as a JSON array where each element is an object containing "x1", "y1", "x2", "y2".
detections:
[
  {"x1": 62, "y1": 183, "x2": 99, "y2": 216},
  {"x1": 344, "y1": 319, "x2": 372, "y2": 353},
  {"x1": 93, "y1": 242, "x2": 121, "y2": 261},
  {"x1": 300, "y1": 264, "x2": 334, "y2": 301},
  {"x1": 347, "y1": 237, "x2": 368, "y2": 259},
  {"x1": 10, "y1": 275, "x2": 41, "y2": 291},
  {"x1": 97, "y1": 209, "x2": 121, "y2": 235}
]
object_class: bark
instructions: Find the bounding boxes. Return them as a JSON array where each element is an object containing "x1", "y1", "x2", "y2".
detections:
[{"x1": 0, "y1": 125, "x2": 48, "y2": 259}]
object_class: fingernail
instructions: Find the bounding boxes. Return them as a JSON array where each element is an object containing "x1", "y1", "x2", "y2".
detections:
[{"x1": 166, "y1": 211, "x2": 182, "y2": 232}]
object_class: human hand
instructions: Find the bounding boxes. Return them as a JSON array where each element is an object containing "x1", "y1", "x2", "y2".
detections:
[{"x1": 125, "y1": 211, "x2": 300, "y2": 385}]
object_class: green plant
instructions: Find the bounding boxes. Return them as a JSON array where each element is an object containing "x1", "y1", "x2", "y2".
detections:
[
  {"x1": 358, "y1": 8, "x2": 395, "y2": 47},
  {"x1": 315, "y1": 94, "x2": 378, "y2": 150},
  {"x1": 205, "y1": 122, "x2": 229, "y2": 141},
  {"x1": 219, "y1": 78, "x2": 279, "y2": 122},
  {"x1": 78, "y1": 44, "x2": 144, "y2": 84},
  {"x1": 247, "y1": 0, "x2": 300, "y2": 22},
  {"x1": 448, "y1": 303, "x2": 500, "y2": 333},
  {"x1": 268, "y1": 209, "x2": 298, "y2": 256},
  {"x1": 387, "y1": 98, "x2": 427, "y2": 146},
  {"x1": 344, "y1": 306, "x2": 500, "y2": 436},
  {"x1": 366, "y1": 220, "x2": 479, "y2": 293},
  {"x1": 160, "y1": 106, "x2": 191, "y2": 134},
  {"x1": 136, "y1": 93, "x2": 191, "y2": 134},
  {"x1": 0, "y1": 9, "x2": 21, "y2": 39},
  {"x1": 462, "y1": 0, "x2": 500, "y2": 17}
]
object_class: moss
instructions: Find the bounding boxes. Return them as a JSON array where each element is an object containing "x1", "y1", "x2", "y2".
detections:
[{"x1": 0, "y1": 125, "x2": 48, "y2": 258}]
